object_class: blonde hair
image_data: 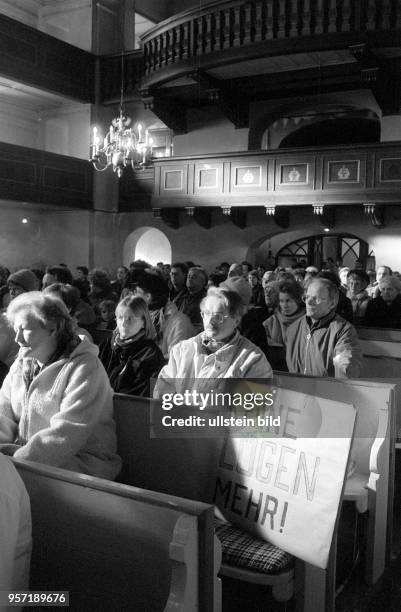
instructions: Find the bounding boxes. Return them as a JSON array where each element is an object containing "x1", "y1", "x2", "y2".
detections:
[
  {"x1": 116, "y1": 295, "x2": 156, "y2": 339},
  {"x1": 7, "y1": 291, "x2": 75, "y2": 347}
]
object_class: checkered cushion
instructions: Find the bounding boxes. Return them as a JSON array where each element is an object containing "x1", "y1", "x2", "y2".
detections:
[{"x1": 215, "y1": 521, "x2": 293, "y2": 574}]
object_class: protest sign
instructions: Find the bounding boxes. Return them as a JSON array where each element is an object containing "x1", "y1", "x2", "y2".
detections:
[{"x1": 213, "y1": 388, "x2": 356, "y2": 569}]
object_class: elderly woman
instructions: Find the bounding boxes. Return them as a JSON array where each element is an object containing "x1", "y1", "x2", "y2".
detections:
[
  {"x1": 154, "y1": 287, "x2": 272, "y2": 398},
  {"x1": 363, "y1": 276, "x2": 401, "y2": 328},
  {"x1": 100, "y1": 295, "x2": 164, "y2": 396},
  {"x1": 0, "y1": 292, "x2": 121, "y2": 479},
  {"x1": 346, "y1": 269, "x2": 371, "y2": 326}
]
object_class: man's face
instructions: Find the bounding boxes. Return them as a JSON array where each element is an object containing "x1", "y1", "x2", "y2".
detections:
[
  {"x1": 263, "y1": 284, "x2": 278, "y2": 307},
  {"x1": 339, "y1": 268, "x2": 349, "y2": 286},
  {"x1": 347, "y1": 275, "x2": 367, "y2": 297},
  {"x1": 303, "y1": 281, "x2": 336, "y2": 321},
  {"x1": 116, "y1": 267, "x2": 127, "y2": 281},
  {"x1": 262, "y1": 271, "x2": 275, "y2": 289},
  {"x1": 377, "y1": 267, "x2": 390, "y2": 283},
  {"x1": 201, "y1": 296, "x2": 239, "y2": 341},
  {"x1": 170, "y1": 267, "x2": 186, "y2": 290},
  {"x1": 380, "y1": 280, "x2": 398, "y2": 304},
  {"x1": 186, "y1": 269, "x2": 205, "y2": 294}
]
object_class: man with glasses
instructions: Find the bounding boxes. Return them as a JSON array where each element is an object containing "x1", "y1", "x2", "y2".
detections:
[
  {"x1": 154, "y1": 286, "x2": 272, "y2": 396},
  {"x1": 285, "y1": 278, "x2": 362, "y2": 377}
]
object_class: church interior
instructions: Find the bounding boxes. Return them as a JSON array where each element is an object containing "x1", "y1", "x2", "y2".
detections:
[
  {"x1": 0, "y1": 0, "x2": 401, "y2": 274},
  {"x1": 1, "y1": 1, "x2": 401, "y2": 611}
]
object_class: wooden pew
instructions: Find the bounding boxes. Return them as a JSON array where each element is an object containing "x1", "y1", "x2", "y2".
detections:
[
  {"x1": 113, "y1": 390, "x2": 358, "y2": 611},
  {"x1": 356, "y1": 326, "x2": 401, "y2": 440},
  {"x1": 13, "y1": 458, "x2": 220, "y2": 612},
  {"x1": 357, "y1": 326, "x2": 401, "y2": 379}
]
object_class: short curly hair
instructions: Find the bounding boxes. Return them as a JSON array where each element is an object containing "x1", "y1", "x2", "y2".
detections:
[{"x1": 7, "y1": 291, "x2": 76, "y2": 348}]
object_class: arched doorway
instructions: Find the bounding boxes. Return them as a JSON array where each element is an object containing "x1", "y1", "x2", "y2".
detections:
[
  {"x1": 276, "y1": 234, "x2": 369, "y2": 269},
  {"x1": 122, "y1": 227, "x2": 172, "y2": 266}
]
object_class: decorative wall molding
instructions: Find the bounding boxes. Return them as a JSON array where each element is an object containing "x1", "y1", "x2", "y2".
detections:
[{"x1": 363, "y1": 202, "x2": 385, "y2": 228}]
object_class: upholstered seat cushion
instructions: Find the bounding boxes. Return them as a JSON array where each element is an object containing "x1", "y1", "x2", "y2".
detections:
[{"x1": 215, "y1": 521, "x2": 293, "y2": 574}]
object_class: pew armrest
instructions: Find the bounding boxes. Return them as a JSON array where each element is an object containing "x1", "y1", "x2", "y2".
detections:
[
  {"x1": 167, "y1": 514, "x2": 199, "y2": 611},
  {"x1": 167, "y1": 515, "x2": 222, "y2": 612}
]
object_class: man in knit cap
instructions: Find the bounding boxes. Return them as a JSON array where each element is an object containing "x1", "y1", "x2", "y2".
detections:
[
  {"x1": 220, "y1": 276, "x2": 268, "y2": 357},
  {"x1": 0, "y1": 269, "x2": 39, "y2": 382},
  {"x1": 7, "y1": 269, "x2": 39, "y2": 301}
]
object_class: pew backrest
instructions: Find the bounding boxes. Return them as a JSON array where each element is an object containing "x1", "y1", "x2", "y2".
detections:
[
  {"x1": 13, "y1": 458, "x2": 218, "y2": 612},
  {"x1": 273, "y1": 373, "x2": 393, "y2": 478},
  {"x1": 114, "y1": 393, "x2": 224, "y2": 503}
]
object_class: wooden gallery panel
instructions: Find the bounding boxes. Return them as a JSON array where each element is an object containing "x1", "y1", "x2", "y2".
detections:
[
  {"x1": 229, "y1": 159, "x2": 268, "y2": 193},
  {"x1": 158, "y1": 165, "x2": 189, "y2": 197},
  {"x1": 194, "y1": 162, "x2": 223, "y2": 196},
  {"x1": 322, "y1": 154, "x2": 366, "y2": 191},
  {"x1": 274, "y1": 155, "x2": 315, "y2": 191},
  {"x1": 376, "y1": 152, "x2": 401, "y2": 188}
]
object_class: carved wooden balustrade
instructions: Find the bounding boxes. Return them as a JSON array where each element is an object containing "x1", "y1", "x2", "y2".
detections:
[{"x1": 141, "y1": 0, "x2": 401, "y2": 82}]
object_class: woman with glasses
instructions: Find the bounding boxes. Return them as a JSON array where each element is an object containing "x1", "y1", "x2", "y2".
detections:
[
  {"x1": 154, "y1": 287, "x2": 272, "y2": 397},
  {"x1": 100, "y1": 295, "x2": 164, "y2": 396}
]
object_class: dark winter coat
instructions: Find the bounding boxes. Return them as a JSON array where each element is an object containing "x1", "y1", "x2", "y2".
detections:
[{"x1": 100, "y1": 330, "x2": 165, "y2": 396}]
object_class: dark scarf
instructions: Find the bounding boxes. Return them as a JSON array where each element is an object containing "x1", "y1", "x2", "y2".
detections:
[
  {"x1": 200, "y1": 330, "x2": 238, "y2": 354},
  {"x1": 112, "y1": 329, "x2": 146, "y2": 350}
]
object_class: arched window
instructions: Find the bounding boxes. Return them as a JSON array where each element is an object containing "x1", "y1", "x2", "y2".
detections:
[
  {"x1": 277, "y1": 234, "x2": 369, "y2": 269},
  {"x1": 122, "y1": 227, "x2": 172, "y2": 266}
]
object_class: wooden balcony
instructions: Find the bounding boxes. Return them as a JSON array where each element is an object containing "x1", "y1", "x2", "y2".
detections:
[
  {"x1": 0, "y1": 14, "x2": 95, "y2": 102},
  {"x1": 151, "y1": 140, "x2": 401, "y2": 209},
  {"x1": 0, "y1": 143, "x2": 94, "y2": 210},
  {"x1": 141, "y1": 0, "x2": 401, "y2": 85},
  {"x1": 128, "y1": 0, "x2": 401, "y2": 131}
]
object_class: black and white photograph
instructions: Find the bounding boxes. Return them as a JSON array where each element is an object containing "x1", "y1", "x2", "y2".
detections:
[{"x1": 0, "y1": 1, "x2": 400, "y2": 610}]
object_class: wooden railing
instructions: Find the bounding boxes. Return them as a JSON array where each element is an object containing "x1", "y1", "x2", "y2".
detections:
[
  {"x1": 151, "y1": 140, "x2": 401, "y2": 209},
  {"x1": 141, "y1": 0, "x2": 401, "y2": 78},
  {"x1": 0, "y1": 13, "x2": 95, "y2": 102},
  {"x1": 0, "y1": 142, "x2": 93, "y2": 209}
]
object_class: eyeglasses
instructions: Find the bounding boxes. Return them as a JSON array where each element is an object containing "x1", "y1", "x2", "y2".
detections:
[
  {"x1": 200, "y1": 311, "x2": 230, "y2": 324},
  {"x1": 302, "y1": 295, "x2": 327, "y2": 305}
]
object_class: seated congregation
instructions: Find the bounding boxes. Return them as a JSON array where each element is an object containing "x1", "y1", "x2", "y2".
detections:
[{"x1": 0, "y1": 257, "x2": 398, "y2": 610}]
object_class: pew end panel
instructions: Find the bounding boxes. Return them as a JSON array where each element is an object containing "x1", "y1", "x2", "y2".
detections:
[
  {"x1": 275, "y1": 373, "x2": 395, "y2": 586},
  {"x1": 13, "y1": 458, "x2": 220, "y2": 612}
]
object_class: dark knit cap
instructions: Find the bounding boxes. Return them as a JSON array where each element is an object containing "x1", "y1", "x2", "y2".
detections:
[{"x1": 7, "y1": 269, "x2": 38, "y2": 292}]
